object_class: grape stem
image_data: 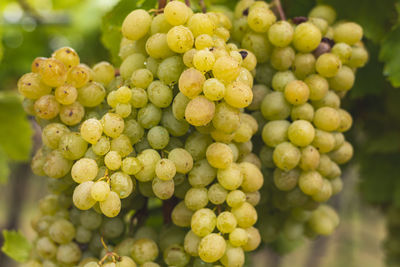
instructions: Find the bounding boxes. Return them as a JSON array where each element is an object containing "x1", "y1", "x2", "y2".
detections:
[
  {"x1": 274, "y1": 0, "x2": 286, "y2": 21},
  {"x1": 158, "y1": 0, "x2": 167, "y2": 9},
  {"x1": 162, "y1": 197, "x2": 179, "y2": 224},
  {"x1": 199, "y1": 0, "x2": 206, "y2": 13},
  {"x1": 185, "y1": 0, "x2": 191, "y2": 7}
]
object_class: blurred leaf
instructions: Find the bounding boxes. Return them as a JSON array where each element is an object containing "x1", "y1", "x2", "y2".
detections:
[
  {"x1": 321, "y1": 0, "x2": 398, "y2": 43},
  {"x1": 0, "y1": 92, "x2": 32, "y2": 161},
  {"x1": 283, "y1": 0, "x2": 316, "y2": 18},
  {"x1": 380, "y1": 25, "x2": 400, "y2": 88},
  {"x1": 1, "y1": 230, "x2": 32, "y2": 263},
  {"x1": 101, "y1": 0, "x2": 157, "y2": 66},
  {"x1": 365, "y1": 132, "x2": 400, "y2": 154},
  {"x1": 0, "y1": 148, "x2": 9, "y2": 184}
]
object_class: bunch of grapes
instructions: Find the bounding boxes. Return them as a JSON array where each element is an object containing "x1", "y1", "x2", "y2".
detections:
[{"x1": 230, "y1": 0, "x2": 368, "y2": 242}]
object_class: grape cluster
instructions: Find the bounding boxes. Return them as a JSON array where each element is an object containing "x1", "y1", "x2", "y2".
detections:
[{"x1": 230, "y1": 0, "x2": 367, "y2": 242}]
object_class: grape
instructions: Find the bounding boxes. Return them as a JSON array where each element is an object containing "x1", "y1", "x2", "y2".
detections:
[
  {"x1": 217, "y1": 163, "x2": 243, "y2": 190},
  {"x1": 146, "y1": 33, "x2": 175, "y2": 59},
  {"x1": 240, "y1": 162, "x2": 264, "y2": 192},
  {"x1": 130, "y1": 87, "x2": 148, "y2": 108},
  {"x1": 73, "y1": 181, "x2": 96, "y2": 210},
  {"x1": 185, "y1": 187, "x2": 208, "y2": 211},
  {"x1": 271, "y1": 46, "x2": 295, "y2": 71},
  {"x1": 163, "y1": 244, "x2": 190, "y2": 267},
  {"x1": 288, "y1": 120, "x2": 315, "y2": 147},
  {"x1": 43, "y1": 150, "x2": 72, "y2": 179},
  {"x1": 138, "y1": 103, "x2": 162, "y2": 129},
  {"x1": 56, "y1": 242, "x2": 82, "y2": 265},
  {"x1": 34, "y1": 95, "x2": 60, "y2": 120},
  {"x1": 284, "y1": 80, "x2": 310, "y2": 105},
  {"x1": 198, "y1": 233, "x2": 226, "y2": 263},
  {"x1": 206, "y1": 142, "x2": 233, "y2": 169},
  {"x1": 155, "y1": 159, "x2": 176, "y2": 181},
  {"x1": 224, "y1": 81, "x2": 253, "y2": 108},
  {"x1": 328, "y1": 65, "x2": 355, "y2": 91},
  {"x1": 52, "y1": 46, "x2": 80, "y2": 69},
  {"x1": 40, "y1": 58, "x2": 67, "y2": 87},
  {"x1": 120, "y1": 53, "x2": 146, "y2": 80},
  {"x1": 59, "y1": 102, "x2": 85, "y2": 126},
  {"x1": 122, "y1": 9, "x2": 151, "y2": 40},
  {"x1": 42, "y1": 123, "x2": 70, "y2": 149},
  {"x1": 212, "y1": 102, "x2": 240, "y2": 134},
  {"x1": 102, "y1": 113, "x2": 125, "y2": 138},
  {"x1": 91, "y1": 181, "x2": 110, "y2": 202},
  {"x1": 131, "y1": 68, "x2": 153, "y2": 89},
  {"x1": 92, "y1": 61, "x2": 115, "y2": 86},
  {"x1": 220, "y1": 244, "x2": 245, "y2": 267},
  {"x1": 110, "y1": 134, "x2": 133, "y2": 157},
  {"x1": 49, "y1": 219, "x2": 76, "y2": 244},
  {"x1": 116, "y1": 256, "x2": 137, "y2": 267},
  {"x1": 313, "y1": 107, "x2": 340, "y2": 131},
  {"x1": 110, "y1": 172, "x2": 134, "y2": 199},
  {"x1": 242, "y1": 226, "x2": 261, "y2": 252},
  {"x1": 298, "y1": 171, "x2": 323, "y2": 195},
  {"x1": 36, "y1": 237, "x2": 57, "y2": 259},
  {"x1": 217, "y1": 211, "x2": 237, "y2": 233},
  {"x1": 104, "y1": 151, "x2": 122, "y2": 170},
  {"x1": 167, "y1": 26, "x2": 194, "y2": 53},
  {"x1": 268, "y1": 21, "x2": 293, "y2": 47},
  {"x1": 262, "y1": 120, "x2": 290, "y2": 147},
  {"x1": 261, "y1": 91, "x2": 291, "y2": 120},
  {"x1": 92, "y1": 136, "x2": 111, "y2": 156},
  {"x1": 100, "y1": 191, "x2": 121, "y2": 217},
  {"x1": 152, "y1": 177, "x2": 174, "y2": 199},
  {"x1": 168, "y1": 148, "x2": 194, "y2": 174},
  {"x1": 71, "y1": 158, "x2": 98, "y2": 183},
  {"x1": 231, "y1": 202, "x2": 257, "y2": 228},
  {"x1": 172, "y1": 201, "x2": 194, "y2": 227},
  {"x1": 191, "y1": 208, "x2": 217, "y2": 237},
  {"x1": 151, "y1": 14, "x2": 173, "y2": 35},
  {"x1": 184, "y1": 230, "x2": 201, "y2": 256},
  {"x1": 273, "y1": 142, "x2": 301, "y2": 171},
  {"x1": 348, "y1": 45, "x2": 369, "y2": 68},
  {"x1": 315, "y1": 53, "x2": 341, "y2": 78},
  {"x1": 212, "y1": 56, "x2": 240, "y2": 83},
  {"x1": 333, "y1": 22, "x2": 363, "y2": 45},
  {"x1": 67, "y1": 64, "x2": 92, "y2": 88},
  {"x1": 135, "y1": 149, "x2": 160, "y2": 182},
  {"x1": 193, "y1": 49, "x2": 216, "y2": 72},
  {"x1": 328, "y1": 141, "x2": 353, "y2": 164}
]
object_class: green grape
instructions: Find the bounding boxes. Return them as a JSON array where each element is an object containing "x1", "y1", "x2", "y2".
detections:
[
  {"x1": 147, "y1": 81, "x2": 173, "y2": 108},
  {"x1": 155, "y1": 158, "x2": 176, "y2": 181},
  {"x1": 120, "y1": 53, "x2": 146, "y2": 80},
  {"x1": 122, "y1": 9, "x2": 151, "y2": 40},
  {"x1": 141, "y1": 263, "x2": 160, "y2": 267},
  {"x1": 188, "y1": 159, "x2": 217, "y2": 187},
  {"x1": 54, "y1": 84, "x2": 78, "y2": 105},
  {"x1": 78, "y1": 82, "x2": 106, "y2": 107},
  {"x1": 313, "y1": 107, "x2": 340, "y2": 131},
  {"x1": 167, "y1": 26, "x2": 194, "y2": 53},
  {"x1": 291, "y1": 103, "x2": 314, "y2": 121},
  {"x1": 145, "y1": 33, "x2": 175, "y2": 59},
  {"x1": 115, "y1": 102, "x2": 132, "y2": 118},
  {"x1": 333, "y1": 22, "x2": 363, "y2": 45},
  {"x1": 272, "y1": 142, "x2": 301, "y2": 171},
  {"x1": 206, "y1": 142, "x2": 233, "y2": 169},
  {"x1": 348, "y1": 45, "x2": 368, "y2": 68},
  {"x1": 73, "y1": 181, "x2": 96, "y2": 210},
  {"x1": 195, "y1": 34, "x2": 214, "y2": 50},
  {"x1": 193, "y1": 49, "x2": 216, "y2": 72},
  {"x1": 217, "y1": 211, "x2": 237, "y2": 234},
  {"x1": 102, "y1": 113, "x2": 125, "y2": 138},
  {"x1": 293, "y1": 22, "x2": 321, "y2": 53},
  {"x1": 212, "y1": 102, "x2": 240, "y2": 134},
  {"x1": 131, "y1": 238, "x2": 159, "y2": 264},
  {"x1": 67, "y1": 64, "x2": 92, "y2": 88},
  {"x1": 185, "y1": 187, "x2": 208, "y2": 211},
  {"x1": 248, "y1": 84, "x2": 269, "y2": 111},
  {"x1": 152, "y1": 177, "x2": 174, "y2": 200},
  {"x1": 49, "y1": 219, "x2": 76, "y2": 244},
  {"x1": 328, "y1": 141, "x2": 353, "y2": 164},
  {"x1": 304, "y1": 74, "x2": 329, "y2": 101},
  {"x1": 309, "y1": 5, "x2": 336, "y2": 24},
  {"x1": 187, "y1": 13, "x2": 215, "y2": 37},
  {"x1": 229, "y1": 227, "x2": 248, "y2": 247},
  {"x1": 273, "y1": 168, "x2": 300, "y2": 191},
  {"x1": 271, "y1": 71, "x2": 296, "y2": 92},
  {"x1": 224, "y1": 81, "x2": 253, "y2": 109},
  {"x1": 111, "y1": 134, "x2": 133, "y2": 157},
  {"x1": 163, "y1": 244, "x2": 190, "y2": 267},
  {"x1": 284, "y1": 80, "x2": 310, "y2": 105},
  {"x1": 36, "y1": 237, "x2": 57, "y2": 259},
  {"x1": 135, "y1": 149, "x2": 161, "y2": 182},
  {"x1": 56, "y1": 242, "x2": 82, "y2": 265},
  {"x1": 288, "y1": 120, "x2": 315, "y2": 147},
  {"x1": 42, "y1": 123, "x2": 70, "y2": 149},
  {"x1": 247, "y1": 6, "x2": 276, "y2": 33},
  {"x1": 138, "y1": 181, "x2": 155, "y2": 197},
  {"x1": 110, "y1": 172, "x2": 134, "y2": 199},
  {"x1": 220, "y1": 244, "x2": 245, "y2": 267},
  {"x1": 178, "y1": 68, "x2": 205, "y2": 99},
  {"x1": 39, "y1": 58, "x2": 67, "y2": 87},
  {"x1": 130, "y1": 87, "x2": 148, "y2": 108},
  {"x1": 100, "y1": 191, "x2": 121, "y2": 217},
  {"x1": 101, "y1": 217, "x2": 125, "y2": 239},
  {"x1": 80, "y1": 210, "x2": 102, "y2": 230},
  {"x1": 315, "y1": 53, "x2": 341, "y2": 78},
  {"x1": 261, "y1": 91, "x2": 291, "y2": 120},
  {"x1": 138, "y1": 103, "x2": 162, "y2": 130},
  {"x1": 242, "y1": 226, "x2": 261, "y2": 252},
  {"x1": 172, "y1": 201, "x2": 194, "y2": 227},
  {"x1": 240, "y1": 162, "x2": 263, "y2": 192},
  {"x1": 312, "y1": 129, "x2": 335, "y2": 153},
  {"x1": 146, "y1": 126, "x2": 169, "y2": 150},
  {"x1": 34, "y1": 95, "x2": 60, "y2": 120},
  {"x1": 31, "y1": 56, "x2": 46, "y2": 73},
  {"x1": 172, "y1": 92, "x2": 190, "y2": 121},
  {"x1": 184, "y1": 132, "x2": 212, "y2": 161},
  {"x1": 124, "y1": 119, "x2": 145, "y2": 145},
  {"x1": 207, "y1": 183, "x2": 227, "y2": 205},
  {"x1": 331, "y1": 42, "x2": 352, "y2": 63},
  {"x1": 312, "y1": 90, "x2": 341, "y2": 109},
  {"x1": 42, "y1": 150, "x2": 72, "y2": 179},
  {"x1": 52, "y1": 46, "x2": 80, "y2": 69},
  {"x1": 298, "y1": 171, "x2": 323, "y2": 196},
  {"x1": 131, "y1": 68, "x2": 153, "y2": 89},
  {"x1": 92, "y1": 61, "x2": 115, "y2": 86},
  {"x1": 231, "y1": 202, "x2": 257, "y2": 228},
  {"x1": 60, "y1": 101, "x2": 85, "y2": 126},
  {"x1": 71, "y1": 158, "x2": 98, "y2": 183},
  {"x1": 293, "y1": 53, "x2": 316, "y2": 79},
  {"x1": 91, "y1": 180, "x2": 110, "y2": 202},
  {"x1": 299, "y1": 145, "x2": 320, "y2": 171},
  {"x1": 104, "y1": 151, "x2": 122, "y2": 170},
  {"x1": 191, "y1": 208, "x2": 217, "y2": 237},
  {"x1": 92, "y1": 136, "x2": 110, "y2": 156},
  {"x1": 328, "y1": 65, "x2": 355, "y2": 91},
  {"x1": 80, "y1": 119, "x2": 103, "y2": 144},
  {"x1": 217, "y1": 163, "x2": 243, "y2": 190},
  {"x1": 225, "y1": 189, "x2": 245, "y2": 208},
  {"x1": 212, "y1": 56, "x2": 241, "y2": 83},
  {"x1": 151, "y1": 14, "x2": 173, "y2": 35},
  {"x1": 262, "y1": 120, "x2": 290, "y2": 147},
  {"x1": 268, "y1": 21, "x2": 294, "y2": 47},
  {"x1": 184, "y1": 230, "x2": 201, "y2": 257},
  {"x1": 198, "y1": 233, "x2": 226, "y2": 263},
  {"x1": 270, "y1": 46, "x2": 295, "y2": 71},
  {"x1": 39, "y1": 194, "x2": 59, "y2": 215},
  {"x1": 115, "y1": 86, "x2": 132, "y2": 103},
  {"x1": 116, "y1": 256, "x2": 137, "y2": 267},
  {"x1": 168, "y1": 148, "x2": 193, "y2": 174},
  {"x1": 161, "y1": 107, "x2": 190, "y2": 137}
]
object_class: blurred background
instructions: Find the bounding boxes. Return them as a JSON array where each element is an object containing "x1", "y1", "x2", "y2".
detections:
[{"x1": 0, "y1": 0, "x2": 398, "y2": 266}]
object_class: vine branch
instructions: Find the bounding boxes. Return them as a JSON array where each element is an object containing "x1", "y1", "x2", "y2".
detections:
[
  {"x1": 158, "y1": 0, "x2": 167, "y2": 9},
  {"x1": 274, "y1": 0, "x2": 286, "y2": 21},
  {"x1": 199, "y1": 0, "x2": 206, "y2": 13}
]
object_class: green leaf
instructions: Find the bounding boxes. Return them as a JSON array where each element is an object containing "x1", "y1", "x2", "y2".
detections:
[
  {"x1": 380, "y1": 25, "x2": 400, "y2": 88},
  {"x1": 101, "y1": 0, "x2": 157, "y2": 66},
  {"x1": 283, "y1": 0, "x2": 316, "y2": 18},
  {"x1": 1, "y1": 230, "x2": 32, "y2": 263},
  {"x1": 365, "y1": 132, "x2": 400, "y2": 154},
  {"x1": 0, "y1": 92, "x2": 32, "y2": 161},
  {"x1": 0, "y1": 148, "x2": 10, "y2": 184}
]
